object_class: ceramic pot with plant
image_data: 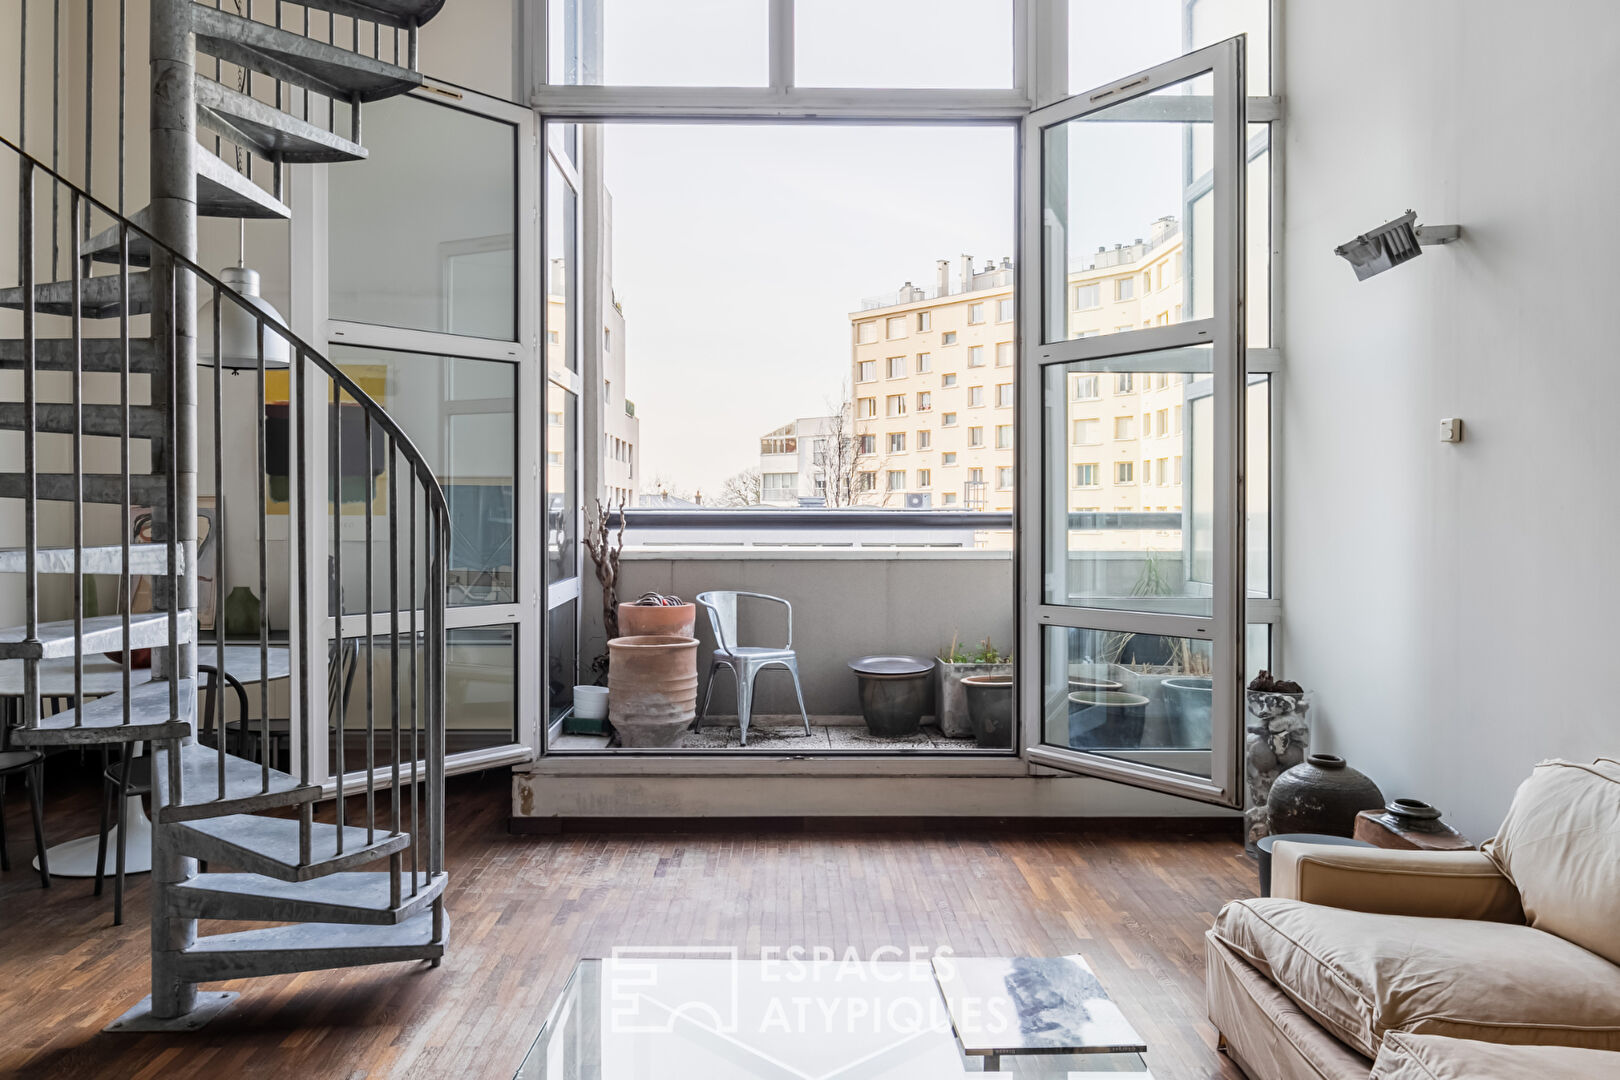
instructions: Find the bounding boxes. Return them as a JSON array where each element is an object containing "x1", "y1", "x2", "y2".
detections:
[
  {"x1": 1161, "y1": 676, "x2": 1214, "y2": 747},
  {"x1": 960, "y1": 674, "x2": 1014, "y2": 748},
  {"x1": 619, "y1": 592, "x2": 696, "y2": 638},
  {"x1": 934, "y1": 634, "x2": 1012, "y2": 738},
  {"x1": 1067, "y1": 690, "x2": 1150, "y2": 748},
  {"x1": 607, "y1": 634, "x2": 699, "y2": 747}
]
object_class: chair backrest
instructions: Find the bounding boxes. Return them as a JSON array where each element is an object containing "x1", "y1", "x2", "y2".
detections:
[{"x1": 695, "y1": 591, "x2": 792, "y2": 653}]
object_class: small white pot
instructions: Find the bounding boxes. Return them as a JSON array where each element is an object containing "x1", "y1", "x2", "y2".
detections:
[{"x1": 573, "y1": 685, "x2": 609, "y2": 720}]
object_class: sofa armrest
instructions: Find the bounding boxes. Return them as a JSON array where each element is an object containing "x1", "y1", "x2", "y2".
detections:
[{"x1": 1271, "y1": 843, "x2": 1524, "y2": 922}]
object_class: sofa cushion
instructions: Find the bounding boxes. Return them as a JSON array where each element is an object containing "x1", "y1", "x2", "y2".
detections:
[
  {"x1": 1211, "y1": 897, "x2": 1620, "y2": 1057},
  {"x1": 1482, "y1": 758, "x2": 1620, "y2": 966},
  {"x1": 1372, "y1": 1031, "x2": 1620, "y2": 1079}
]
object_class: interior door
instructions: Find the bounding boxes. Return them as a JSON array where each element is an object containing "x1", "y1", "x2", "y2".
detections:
[{"x1": 1017, "y1": 39, "x2": 1247, "y2": 806}]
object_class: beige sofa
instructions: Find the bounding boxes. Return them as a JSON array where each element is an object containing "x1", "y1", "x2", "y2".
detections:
[{"x1": 1206, "y1": 758, "x2": 1620, "y2": 1079}]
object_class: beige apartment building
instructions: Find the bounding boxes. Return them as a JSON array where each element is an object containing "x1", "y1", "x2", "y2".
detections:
[{"x1": 850, "y1": 218, "x2": 1191, "y2": 545}]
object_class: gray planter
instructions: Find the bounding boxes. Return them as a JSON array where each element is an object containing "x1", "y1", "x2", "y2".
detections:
[{"x1": 934, "y1": 660, "x2": 1012, "y2": 738}]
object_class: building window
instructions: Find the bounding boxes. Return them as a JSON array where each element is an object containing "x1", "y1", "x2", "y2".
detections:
[
  {"x1": 968, "y1": 302, "x2": 985, "y2": 324},
  {"x1": 942, "y1": 451, "x2": 957, "y2": 465},
  {"x1": 997, "y1": 298, "x2": 1014, "y2": 322},
  {"x1": 858, "y1": 321, "x2": 877, "y2": 344},
  {"x1": 995, "y1": 424, "x2": 1013, "y2": 449},
  {"x1": 548, "y1": 450, "x2": 563, "y2": 467},
  {"x1": 942, "y1": 492, "x2": 957, "y2": 505},
  {"x1": 857, "y1": 359, "x2": 877, "y2": 382},
  {"x1": 858, "y1": 397, "x2": 877, "y2": 418},
  {"x1": 1072, "y1": 375, "x2": 1099, "y2": 400},
  {"x1": 1115, "y1": 277, "x2": 1135, "y2": 301},
  {"x1": 762, "y1": 472, "x2": 796, "y2": 501},
  {"x1": 917, "y1": 429, "x2": 932, "y2": 449},
  {"x1": 942, "y1": 411, "x2": 958, "y2": 427},
  {"x1": 1156, "y1": 408, "x2": 1169, "y2": 436},
  {"x1": 886, "y1": 469, "x2": 907, "y2": 492},
  {"x1": 1114, "y1": 325, "x2": 1134, "y2": 334},
  {"x1": 887, "y1": 356, "x2": 907, "y2": 379},
  {"x1": 1174, "y1": 455, "x2": 1183, "y2": 483},
  {"x1": 1116, "y1": 461, "x2": 1134, "y2": 484},
  {"x1": 995, "y1": 383, "x2": 1013, "y2": 408},
  {"x1": 996, "y1": 466, "x2": 1013, "y2": 489},
  {"x1": 1142, "y1": 412, "x2": 1153, "y2": 437},
  {"x1": 1156, "y1": 457, "x2": 1169, "y2": 485},
  {"x1": 547, "y1": 329, "x2": 559, "y2": 344},
  {"x1": 917, "y1": 311, "x2": 931, "y2": 331},
  {"x1": 1072, "y1": 418, "x2": 1100, "y2": 444},
  {"x1": 968, "y1": 345, "x2": 985, "y2": 367},
  {"x1": 548, "y1": 410, "x2": 563, "y2": 427},
  {"x1": 969, "y1": 426, "x2": 985, "y2": 447},
  {"x1": 885, "y1": 394, "x2": 907, "y2": 417},
  {"x1": 1113, "y1": 416, "x2": 1136, "y2": 440},
  {"x1": 1074, "y1": 463, "x2": 1099, "y2": 487},
  {"x1": 968, "y1": 467, "x2": 984, "y2": 483},
  {"x1": 941, "y1": 331, "x2": 957, "y2": 345},
  {"x1": 1173, "y1": 405, "x2": 1183, "y2": 434},
  {"x1": 968, "y1": 386, "x2": 985, "y2": 407},
  {"x1": 995, "y1": 342, "x2": 1013, "y2": 367},
  {"x1": 858, "y1": 433, "x2": 876, "y2": 454},
  {"x1": 857, "y1": 471, "x2": 877, "y2": 492},
  {"x1": 1072, "y1": 283, "x2": 1100, "y2": 309},
  {"x1": 888, "y1": 432, "x2": 907, "y2": 453},
  {"x1": 916, "y1": 352, "x2": 932, "y2": 373},
  {"x1": 1143, "y1": 271, "x2": 1153, "y2": 294},
  {"x1": 941, "y1": 372, "x2": 957, "y2": 387},
  {"x1": 916, "y1": 391, "x2": 932, "y2": 412},
  {"x1": 886, "y1": 315, "x2": 907, "y2": 339},
  {"x1": 1115, "y1": 372, "x2": 1134, "y2": 393},
  {"x1": 916, "y1": 468, "x2": 931, "y2": 488}
]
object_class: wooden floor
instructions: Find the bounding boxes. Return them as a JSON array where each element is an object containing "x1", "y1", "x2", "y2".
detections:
[{"x1": 1, "y1": 756, "x2": 1257, "y2": 1080}]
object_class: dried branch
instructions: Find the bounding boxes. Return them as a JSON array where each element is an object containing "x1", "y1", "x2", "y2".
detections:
[{"x1": 583, "y1": 497, "x2": 626, "y2": 641}]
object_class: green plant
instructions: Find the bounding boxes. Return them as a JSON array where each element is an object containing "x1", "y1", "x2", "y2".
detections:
[
  {"x1": 1100, "y1": 553, "x2": 1210, "y2": 674},
  {"x1": 939, "y1": 632, "x2": 1010, "y2": 665}
]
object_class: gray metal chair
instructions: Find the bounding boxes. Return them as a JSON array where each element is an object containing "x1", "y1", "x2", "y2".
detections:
[{"x1": 694, "y1": 591, "x2": 811, "y2": 746}]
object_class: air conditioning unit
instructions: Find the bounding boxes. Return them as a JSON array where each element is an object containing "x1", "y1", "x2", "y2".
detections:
[{"x1": 904, "y1": 493, "x2": 932, "y2": 510}]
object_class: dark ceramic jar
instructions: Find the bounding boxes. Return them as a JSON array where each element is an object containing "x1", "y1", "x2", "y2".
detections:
[{"x1": 1267, "y1": 754, "x2": 1385, "y2": 837}]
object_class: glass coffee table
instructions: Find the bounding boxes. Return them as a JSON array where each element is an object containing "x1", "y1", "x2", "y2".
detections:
[{"x1": 516, "y1": 951, "x2": 1150, "y2": 1077}]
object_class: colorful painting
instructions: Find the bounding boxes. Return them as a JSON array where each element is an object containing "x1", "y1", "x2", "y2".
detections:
[{"x1": 263, "y1": 366, "x2": 389, "y2": 517}]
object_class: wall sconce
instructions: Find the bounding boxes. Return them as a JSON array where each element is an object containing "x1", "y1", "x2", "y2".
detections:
[{"x1": 1335, "y1": 210, "x2": 1460, "y2": 281}]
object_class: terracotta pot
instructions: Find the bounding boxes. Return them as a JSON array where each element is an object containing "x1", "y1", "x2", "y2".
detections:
[
  {"x1": 618, "y1": 602, "x2": 696, "y2": 639},
  {"x1": 607, "y1": 634, "x2": 698, "y2": 747},
  {"x1": 1267, "y1": 754, "x2": 1385, "y2": 837}
]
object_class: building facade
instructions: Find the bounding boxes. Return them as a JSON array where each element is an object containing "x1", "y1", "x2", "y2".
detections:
[{"x1": 758, "y1": 415, "x2": 838, "y2": 507}]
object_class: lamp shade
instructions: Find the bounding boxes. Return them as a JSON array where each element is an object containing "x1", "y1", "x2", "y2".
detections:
[{"x1": 197, "y1": 266, "x2": 291, "y2": 370}]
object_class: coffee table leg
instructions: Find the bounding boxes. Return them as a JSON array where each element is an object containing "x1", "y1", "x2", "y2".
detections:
[{"x1": 983, "y1": 1053, "x2": 1000, "y2": 1071}]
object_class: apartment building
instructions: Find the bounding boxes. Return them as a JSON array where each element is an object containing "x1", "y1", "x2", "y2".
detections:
[
  {"x1": 850, "y1": 218, "x2": 1188, "y2": 538},
  {"x1": 759, "y1": 415, "x2": 838, "y2": 506},
  {"x1": 548, "y1": 263, "x2": 640, "y2": 510}
]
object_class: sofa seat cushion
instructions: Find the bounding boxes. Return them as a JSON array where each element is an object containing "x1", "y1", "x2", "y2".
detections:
[
  {"x1": 1372, "y1": 1031, "x2": 1620, "y2": 1079},
  {"x1": 1211, "y1": 897, "x2": 1620, "y2": 1058},
  {"x1": 1483, "y1": 758, "x2": 1620, "y2": 966}
]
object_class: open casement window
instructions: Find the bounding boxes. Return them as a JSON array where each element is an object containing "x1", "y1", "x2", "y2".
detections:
[{"x1": 1017, "y1": 39, "x2": 1247, "y2": 806}]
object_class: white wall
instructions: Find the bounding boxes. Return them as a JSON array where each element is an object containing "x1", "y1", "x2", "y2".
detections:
[{"x1": 1282, "y1": 0, "x2": 1620, "y2": 842}]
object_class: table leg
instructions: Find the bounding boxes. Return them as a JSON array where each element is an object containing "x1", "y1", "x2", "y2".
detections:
[
  {"x1": 35, "y1": 794, "x2": 153, "y2": 877},
  {"x1": 983, "y1": 1054, "x2": 1000, "y2": 1072}
]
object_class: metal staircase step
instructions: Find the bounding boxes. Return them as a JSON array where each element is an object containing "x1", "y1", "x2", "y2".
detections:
[
  {"x1": 196, "y1": 145, "x2": 292, "y2": 220},
  {"x1": 0, "y1": 337, "x2": 159, "y2": 372},
  {"x1": 191, "y1": 5, "x2": 423, "y2": 103},
  {"x1": 281, "y1": 0, "x2": 447, "y2": 32},
  {"x1": 0, "y1": 471, "x2": 169, "y2": 505},
  {"x1": 11, "y1": 675, "x2": 195, "y2": 747},
  {"x1": 79, "y1": 209, "x2": 154, "y2": 267},
  {"x1": 153, "y1": 741, "x2": 319, "y2": 823},
  {"x1": 0, "y1": 543, "x2": 178, "y2": 575},
  {"x1": 0, "y1": 271, "x2": 151, "y2": 318},
  {"x1": 0, "y1": 402, "x2": 168, "y2": 439},
  {"x1": 170, "y1": 813, "x2": 410, "y2": 883},
  {"x1": 174, "y1": 909, "x2": 446, "y2": 981},
  {"x1": 195, "y1": 75, "x2": 367, "y2": 165},
  {"x1": 170, "y1": 870, "x2": 446, "y2": 925},
  {"x1": 0, "y1": 609, "x2": 193, "y2": 661}
]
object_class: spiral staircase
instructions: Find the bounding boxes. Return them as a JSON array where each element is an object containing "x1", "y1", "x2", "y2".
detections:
[{"x1": 1, "y1": 0, "x2": 451, "y2": 1029}]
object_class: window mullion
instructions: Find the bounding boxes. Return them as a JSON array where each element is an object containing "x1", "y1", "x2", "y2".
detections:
[{"x1": 769, "y1": 0, "x2": 794, "y2": 93}]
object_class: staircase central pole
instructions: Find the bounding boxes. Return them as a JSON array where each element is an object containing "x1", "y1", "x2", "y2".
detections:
[{"x1": 147, "y1": 0, "x2": 199, "y2": 1023}]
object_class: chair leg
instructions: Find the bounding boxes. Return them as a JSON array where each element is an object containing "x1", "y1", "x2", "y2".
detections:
[
  {"x1": 28, "y1": 763, "x2": 49, "y2": 888},
  {"x1": 0, "y1": 773, "x2": 10, "y2": 871},
  {"x1": 94, "y1": 748, "x2": 112, "y2": 896},
  {"x1": 736, "y1": 667, "x2": 753, "y2": 747},
  {"x1": 696, "y1": 661, "x2": 721, "y2": 730},
  {"x1": 786, "y1": 659, "x2": 811, "y2": 736},
  {"x1": 112, "y1": 751, "x2": 133, "y2": 925}
]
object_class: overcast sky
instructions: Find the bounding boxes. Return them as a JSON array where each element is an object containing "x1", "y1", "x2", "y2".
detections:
[{"x1": 595, "y1": 0, "x2": 1208, "y2": 496}]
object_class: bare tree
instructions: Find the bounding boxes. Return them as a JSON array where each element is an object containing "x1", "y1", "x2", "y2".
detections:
[
  {"x1": 817, "y1": 383, "x2": 883, "y2": 508},
  {"x1": 717, "y1": 467, "x2": 763, "y2": 508}
]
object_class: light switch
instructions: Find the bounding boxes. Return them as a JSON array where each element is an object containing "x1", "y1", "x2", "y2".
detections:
[{"x1": 1439, "y1": 418, "x2": 1464, "y2": 443}]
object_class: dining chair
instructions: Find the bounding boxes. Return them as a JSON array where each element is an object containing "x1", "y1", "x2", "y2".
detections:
[
  {"x1": 694, "y1": 591, "x2": 811, "y2": 747},
  {"x1": 0, "y1": 720, "x2": 50, "y2": 888}
]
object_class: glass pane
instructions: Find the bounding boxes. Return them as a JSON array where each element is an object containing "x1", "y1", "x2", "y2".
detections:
[
  {"x1": 330, "y1": 345, "x2": 517, "y2": 608},
  {"x1": 1042, "y1": 73, "x2": 1213, "y2": 345},
  {"x1": 329, "y1": 95, "x2": 517, "y2": 340},
  {"x1": 796, "y1": 0, "x2": 1014, "y2": 89},
  {"x1": 550, "y1": 0, "x2": 768, "y2": 86},
  {"x1": 329, "y1": 624, "x2": 517, "y2": 774},
  {"x1": 1041, "y1": 625, "x2": 1214, "y2": 778},
  {"x1": 1247, "y1": 123, "x2": 1270, "y2": 347},
  {"x1": 1247, "y1": 373, "x2": 1269, "y2": 597},
  {"x1": 547, "y1": 384, "x2": 579, "y2": 586},
  {"x1": 1246, "y1": 622, "x2": 1269, "y2": 686},
  {"x1": 548, "y1": 599, "x2": 579, "y2": 722},
  {"x1": 1069, "y1": 0, "x2": 1269, "y2": 94},
  {"x1": 1043, "y1": 344, "x2": 1213, "y2": 615},
  {"x1": 547, "y1": 160, "x2": 579, "y2": 376}
]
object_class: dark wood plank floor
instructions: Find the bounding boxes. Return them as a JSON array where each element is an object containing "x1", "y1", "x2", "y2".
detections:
[{"x1": 1, "y1": 757, "x2": 1257, "y2": 1079}]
